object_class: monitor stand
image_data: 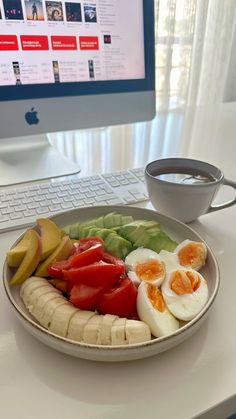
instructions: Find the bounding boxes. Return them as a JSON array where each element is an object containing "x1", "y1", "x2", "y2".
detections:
[{"x1": 0, "y1": 134, "x2": 80, "y2": 187}]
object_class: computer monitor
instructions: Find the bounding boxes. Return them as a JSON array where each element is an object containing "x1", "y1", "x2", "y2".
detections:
[{"x1": 0, "y1": 0, "x2": 155, "y2": 186}]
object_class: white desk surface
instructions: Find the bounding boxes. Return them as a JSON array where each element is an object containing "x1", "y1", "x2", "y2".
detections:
[{"x1": 1, "y1": 103, "x2": 236, "y2": 419}]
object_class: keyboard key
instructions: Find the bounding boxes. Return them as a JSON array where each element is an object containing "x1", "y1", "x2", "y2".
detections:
[
  {"x1": 15, "y1": 205, "x2": 27, "y2": 212},
  {"x1": 37, "y1": 207, "x2": 49, "y2": 214},
  {"x1": 24, "y1": 210, "x2": 36, "y2": 217},
  {"x1": 22, "y1": 198, "x2": 33, "y2": 204},
  {"x1": 0, "y1": 215, "x2": 9, "y2": 223},
  {"x1": 106, "y1": 198, "x2": 123, "y2": 205},
  {"x1": 10, "y1": 213, "x2": 22, "y2": 220},
  {"x1": 85, "y1": 191, "x2": 96, "y2": 198},
  {"x1": 1, "y1": 207, "x2": 14, "y2": 215},
  {"x1": 123, "y1": 195, "x2": 137, "y2": 204},
  {"x1": 0, "y1": 203, "x2": 8, "y2": 209},
  {"x1": 73, "y1": 200, "x2": 86, "y2": 207},
  {"x1": 57, "y1": 191, "x2": 68, "y2": 198},
  {"x1": 109, "y1": 181, "x2": 120, "y2": 187},
  {"x1": 95, "y1": 194, "x2": 116, "y2": 202},
  {"x1": 84, "y1": 198, "x2": 96, "y2": 205},
  {"x1": 27, "y1": 203, "x2": 39, "y2": 210},
  {"x1": 40, "y1": 200, "x2": 49, "y2": 207},
  {"x1": 49, "y1": 205, "x2": 61, "y2": 212},
  {"x1": 61, "y1": 202, "x2": 74, "y2": 210},
  {"x1": 46, "y1": 193, "x2": 57, "y2": 200}
]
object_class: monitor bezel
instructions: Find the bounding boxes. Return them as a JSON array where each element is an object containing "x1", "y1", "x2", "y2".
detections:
[{"x1": 0, "y1": 0, "x2": 155, "y2": 102}]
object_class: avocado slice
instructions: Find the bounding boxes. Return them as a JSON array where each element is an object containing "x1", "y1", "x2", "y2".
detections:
[
  {"x1": 93, "y1": 216, "x2": 104, "y2": 228},
  {"x1": 86, "y1": 227, "x2": 101, "y2": 237},
  {"x1": 79, "y1": 225, "x2": 97, "y2": 238},
  {"x1": 128, "y1": 225, "x2": 148, "y2": 244},
  {"x1": 103, "y1": 212, "x2": 117, "y2": 228},
  {"x1": 147, "y1": 230, "x2": 177, "y2": 253},
  {"x1": 69, "y1": 223, "x2": 80, "y2": 239},
  {"x1": 104, "y1": 233, "x2": 132, "y2": 259},
  {"x1": 121, "y1": 215, "x2": 134, "y2": 225}
]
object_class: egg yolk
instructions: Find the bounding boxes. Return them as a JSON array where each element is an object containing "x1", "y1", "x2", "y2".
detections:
[
  {"x1": 135, "y1": 260, "x2": 165, "y2": 282},
  {"x1": 170, "y1": 270, "x2": 200, "y2": 295},
  {"x1": 147, "y1": 284, "x2": 165, "y2": 312},
  {"x1": 178, "y1": 243, "x2": 206, "y2": 268}
]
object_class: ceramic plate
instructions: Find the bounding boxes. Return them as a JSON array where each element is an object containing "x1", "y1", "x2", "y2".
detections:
[{"x1": 3, "y1": 206, "x2": 220, "y2": 362}]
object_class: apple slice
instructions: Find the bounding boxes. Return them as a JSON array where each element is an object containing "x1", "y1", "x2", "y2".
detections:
[
  {"x1": 7, "y1": 230, "x2": 31, "y2": 268},
  {"x1": 10, "y1": 229, "x2": 42, "y2": 286},
  {"x1": 37, "y1": 218, "x2": 62, "y2": 261},
  {"x1": 35, "y1": 235, "x2": 73, "y2": 277}
]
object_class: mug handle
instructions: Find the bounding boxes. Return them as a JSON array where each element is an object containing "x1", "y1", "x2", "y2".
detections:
[{"x1": 208, "y1": 178, "x2": 236, "y2": 213}]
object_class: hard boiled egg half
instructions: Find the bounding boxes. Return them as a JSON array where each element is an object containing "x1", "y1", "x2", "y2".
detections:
[
  {"x1": 161, "y1": 268, "x2": 208, "y2": 321},
  {"x1": 125, "y1": 248, "x2": 166, "y2": 287},
  {"x1": 137, "y1": 281, "x2": 179, "y2": 338},
  {"x1": 175, "y1": 239, "x2": 207, "y2": 271}
]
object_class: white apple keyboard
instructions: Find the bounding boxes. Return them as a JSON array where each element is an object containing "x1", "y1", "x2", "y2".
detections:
[{"x1": 0, "y1": 168, "x2": 149, "y2": 233}]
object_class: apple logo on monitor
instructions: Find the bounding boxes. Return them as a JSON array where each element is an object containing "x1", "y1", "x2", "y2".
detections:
[{"x1": 25, "y1": 107, "x2": 39, "y2": 125}]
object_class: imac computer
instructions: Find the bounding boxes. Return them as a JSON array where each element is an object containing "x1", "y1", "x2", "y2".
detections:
[{"x1": 0, "y1": 0, "x2": 155, "y2": 186}]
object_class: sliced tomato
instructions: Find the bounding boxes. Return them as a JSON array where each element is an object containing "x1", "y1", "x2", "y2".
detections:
[
  {"x1": 48, "y1": 278, "x2": 67, "y2": 293},
  {"x1": 102, "y1": 251, "x2": 125, "y2": 275},
  {"x1": 63, "y1": 261, "x2": 122, "y2": 292},
  {"x1": 70, "y1": 283, "x2": 104, "y2": 310},
  {"x1": 97, "y1": 277, "x2": 137, "y2": 319},
  {"x1": 69, "y1": 243, "x2": 104, "y2": 268},
  {"x1": 77, "y1": 236, "x2": 104, "y2": 252},
  {"x1": 47, "y1": 260, "x2": 71, "y2": 278}
]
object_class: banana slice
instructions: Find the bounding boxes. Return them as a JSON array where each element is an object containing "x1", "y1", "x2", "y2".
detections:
[
  {"x1": 67, "y1": 310, "x2": 94, "y2": 342},
  {"x1": 111, "y1": 318, "x2": 127, "y2": 345},
  {"x1": 49, "y1": 304, "x2": 78, "y2": 337},
  {"x1": 83, "y1": 314, "x2": 102, "y2": 344},
  {"x1": 20, "y1": 278, "x2": 52, "y2": 304},
  {"x1": 31, "y1": 291, "x2": 63, "y2": 321},
  {"x1": 97, "y1": 314, "x2": 118, "y2": 345},
  {"x1": 125, "y1": 320, "x2": 151, "y2": 344},
  {"x1": 20, "y1": 276, "x2": 48, "y2": 298},
  {"x1": 24, "y1": 284, "x2": 59, "y2": 312},
  {"x1": 40, "y1": 297, "x2": 68, "y2": 328}
]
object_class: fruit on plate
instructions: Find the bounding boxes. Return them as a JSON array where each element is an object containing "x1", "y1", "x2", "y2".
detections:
[
  {"x1": 10, "y1": 229, "x2": 42, "y2": 286},
  {"x1": 6, "y1": 230, "x2": 31, "y2": 268},
  {"x1": 37, "y1": 218, "x2": 62, "y2": 261},
  {"x1": 35, "y1": 235, "x2": 74, "y2": 277},
  {"x1": 20, "y1": 276, "x2": 151, "y2": 345}
]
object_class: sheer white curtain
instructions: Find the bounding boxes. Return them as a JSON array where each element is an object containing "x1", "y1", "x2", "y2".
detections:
[
  {"x1": 155, "y1": 0, "x2": 236, "y2": 109},
  {"x1": 51, "y1": 1, "x2": 236, "y2": 167}
]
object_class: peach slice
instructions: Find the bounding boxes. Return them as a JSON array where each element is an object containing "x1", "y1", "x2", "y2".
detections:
[
  {"x1": 7, "y1": 230, "x2": 30, "y2": 268},
  {"x1": 35, "y1": 235, "x2": 73, "y2": 277},
  {"x1": 10, "y1": 229, "x2": 42, "y2": 286},
  {"x1": 37, "y1": 218, "x2": 62, "y2": 261}
]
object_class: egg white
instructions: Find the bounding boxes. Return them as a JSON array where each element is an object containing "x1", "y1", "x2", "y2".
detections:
[
  {"x1": 175, "y1": 239, "x2": 207, "y2": 271},
  {"x1": 125, "y1": 248, "x2": 166, "y2": 287},
  {"x1": 137, "y1": 281, "x2": 179, "y2": 338},
  {"x1": 159, "y1": 250, "x2": 181, "y2": 273},
  {"x1": 161, "y1": 269, "x2": 209, "y2": 321}
]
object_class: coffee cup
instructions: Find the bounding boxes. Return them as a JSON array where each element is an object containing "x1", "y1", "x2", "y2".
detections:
[{"x1": 145, "y1": 158, "x2": 236, "y2": 223}]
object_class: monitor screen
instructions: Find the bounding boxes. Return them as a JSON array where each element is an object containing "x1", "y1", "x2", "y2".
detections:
[
  {"x1": 0, "y1": 0, "x2": 152, "y2": 97},
  {"x1": 0, "y1": 0, "x2": 155, "y2": 185}
]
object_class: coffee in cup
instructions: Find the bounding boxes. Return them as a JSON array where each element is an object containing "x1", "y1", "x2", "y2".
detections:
[{"x1": 145, "y1": 158, "x2": 236, "y2": 223}]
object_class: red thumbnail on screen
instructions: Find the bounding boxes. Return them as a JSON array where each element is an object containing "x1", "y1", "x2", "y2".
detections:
[
  {"x1": 0, "y1": 35, "x2": 19, "y2": 51},
  {"x1": 20, "y1": 35, "x2": 49, "y2": 51},
  {"x1": 79, "y1": 36, "x2": 99, "y2": 50},
  {"x1": 51, "y1": 36, "x2": 77, "y2": 50}
]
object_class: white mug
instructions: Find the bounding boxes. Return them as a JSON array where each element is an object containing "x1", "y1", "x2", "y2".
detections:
[{"x1": 145, "y1": 158, "x2": 236, "y2": 223}]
